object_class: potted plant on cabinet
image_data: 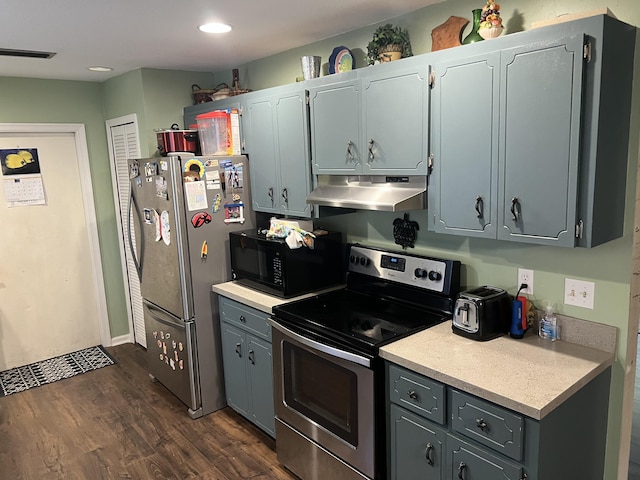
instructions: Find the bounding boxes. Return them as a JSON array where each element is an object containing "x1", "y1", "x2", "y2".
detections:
[{"x1": 367, "y1": 24, "x2": 413, "y2": 65}]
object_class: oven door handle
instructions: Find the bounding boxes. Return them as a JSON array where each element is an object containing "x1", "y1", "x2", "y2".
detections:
[{"x1": 268, "y1": 318, "x2": 372, "y2": 368}]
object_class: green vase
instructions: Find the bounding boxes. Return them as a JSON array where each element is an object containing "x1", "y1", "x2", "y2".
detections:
[{"x1": 462, "y1": 9, "x2": 484, "y2": 44}]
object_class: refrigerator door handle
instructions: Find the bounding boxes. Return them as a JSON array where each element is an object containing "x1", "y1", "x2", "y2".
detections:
[{"x1": 127, "y1": 187, "x2": 143, "y2": 276}]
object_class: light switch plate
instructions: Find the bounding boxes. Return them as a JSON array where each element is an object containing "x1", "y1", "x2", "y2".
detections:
[{"x1": 564, "y1": 278, "x2": 595, "y2": 309}]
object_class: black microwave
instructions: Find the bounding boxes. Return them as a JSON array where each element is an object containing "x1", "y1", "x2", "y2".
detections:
[{"x1": 229, "y1": 229, "x2": 345, "y2": 298}]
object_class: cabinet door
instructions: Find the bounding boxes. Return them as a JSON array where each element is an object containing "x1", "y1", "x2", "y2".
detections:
[
  {"x1": 247, "y1": 335, "x2": 275, "y2": 436},
  {"x1": 275, "y1": 90, "x2": 313, "y2": 217},
  {"x1": 220, "y1": 323, "x2": 250, "y2": 416},
  {"x1": 246, "y1": 96, "x2": 280, "y2": 213},
  {"x1": 309, "y1": 80, "x2": 362, "y2": 174},
  {"x1": 498, "y1": 35, "x2": 586, "y2": 246},
  {"x1": 390, "y1": 404, "x2": 445, "y2": 480},
  {"x1": 362, "y1": 65, "x2": 429, "y2": 175},
  {"x1": 430, "y1": 52, "x2": 500, "y2": 238},
  {"x1": 447, "y1": 434, "x2": 524, "y2": 480}
]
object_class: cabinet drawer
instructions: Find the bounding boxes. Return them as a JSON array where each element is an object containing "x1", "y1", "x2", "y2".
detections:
[
  {"x1": 446, "y1": 433, "x2": 524, "y2": 480},
  {"x1": 450, "y1": 388, "x2": 523, "y2": 461},
  {"x1": 388, "y1": 364, "x2": 446, "y2": 425},
  {"x1": 219, "y1": 297, "x2": 271, "y2": 340}
]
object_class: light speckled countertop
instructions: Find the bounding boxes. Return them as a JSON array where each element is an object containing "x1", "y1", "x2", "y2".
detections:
[
  {"x1": 212, "y1": 281, "x2": 342, "y2": 314},
  {"x1": 213, "y1": 281, "x2": 615, "y2": 421},
  {"x1": 379, "y1": 321, "x2": 614, "y2": 420}
]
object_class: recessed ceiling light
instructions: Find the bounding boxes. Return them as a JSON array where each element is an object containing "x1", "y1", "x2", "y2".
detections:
[
  {"x1": 88, "y1": 66, "x2": 113, "y2": 72},
  {"x1": 198, "y1": 23, "x2": 232, "y2": 34}
]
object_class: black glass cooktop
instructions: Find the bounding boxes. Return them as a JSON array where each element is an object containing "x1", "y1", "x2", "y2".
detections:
[{"x1": 272, "y1": 288, "x2": 448, "y2": 354}]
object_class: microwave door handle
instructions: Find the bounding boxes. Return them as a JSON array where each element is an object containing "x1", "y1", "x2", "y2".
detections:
[{"x1": 268, "y1": 318, "x2": 371, "y2": 368}]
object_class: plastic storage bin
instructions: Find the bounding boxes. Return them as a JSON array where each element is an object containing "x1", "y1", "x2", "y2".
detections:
[{"x1": 196, "y1": 111, "x2": 228, "y2": 155}]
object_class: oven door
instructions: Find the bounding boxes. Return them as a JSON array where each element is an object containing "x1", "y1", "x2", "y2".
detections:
[{"x1": 270, "y1": 318, "x2": 375, "y2": 479}]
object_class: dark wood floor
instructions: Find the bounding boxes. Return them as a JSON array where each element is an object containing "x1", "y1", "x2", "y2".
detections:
[{"x1": 0, "y1": 343, "x2": 295, "y2": 480}]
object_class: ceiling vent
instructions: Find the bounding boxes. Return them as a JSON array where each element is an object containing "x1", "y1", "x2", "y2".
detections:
[{"x1": 0, "y1": 48, "x2": 56, "y2": 59}]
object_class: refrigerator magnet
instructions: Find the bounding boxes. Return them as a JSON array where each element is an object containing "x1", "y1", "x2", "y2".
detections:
[
  {"x1": 205, "y1": 169, "x2": 221, "y2": 190},
  {"x1": 212, "y1": 193, "x2": 222, "y2": 213},
  {"x1": 144, "y1": 162, "x2": 158, "y2": 177},
  {"x1": 154, "y1": 210, "x2": 161, "y2": 241},
  {"x1": 160, "y1": 210, "x2": 171, "y2": 245},
  {"x1": 160, "y1": 160, "x2": 168, "y2": 171},
  {"x1": 184, "y1": 158, "x2": 205, "y2": 178},
  {"x1": 184, "y1": 181, "x2": 208, "y2": 211},
  {"x1": 155, "y1": 176, "x2": 168, "y2": 199},
  {"x1": 129, "y1": 160, "x2": 139, "y2": 179},
  {"x1": 143, "y1": 208, "x2": 154, "y2": 224},
  {"x1": 223, "y1": 203, "x2": 245, "y2": 224},
  {"x1": 191, "y1": 211, "x2": 211, "y2": 228},
  {"x1": 182, "y1": 171, "x2": 199, "y2": 183}
]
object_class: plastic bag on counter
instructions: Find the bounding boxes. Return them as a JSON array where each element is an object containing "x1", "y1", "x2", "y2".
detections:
[{"x1": 266, "y1": 217, "x2": 315, "y2": 249}]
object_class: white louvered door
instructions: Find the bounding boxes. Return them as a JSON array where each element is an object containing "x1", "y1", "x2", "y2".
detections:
[{"x1": 107, "y1": 116, "x2": 145, "y2": 347}]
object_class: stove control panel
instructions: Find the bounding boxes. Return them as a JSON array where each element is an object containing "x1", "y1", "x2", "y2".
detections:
[{"x1": 348, "y1": 245, "x2": 459, "y2": 295}]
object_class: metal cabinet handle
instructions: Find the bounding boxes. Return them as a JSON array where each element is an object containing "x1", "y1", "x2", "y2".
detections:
[
  {"x1": 248, "y1": 349, "x2": 255, "y2": 365},
  {"x1": 425, "y1": 443, "x2": 434, "y2": 466},
  {"x1": 511, "y1": 197, "x2": 521, "y2": 221},
  {"x1": 235, "y1": 343, "x2": 242, "y2": 357},
  {"x1": 239, "y1": 315, "x2": 246, "y2": 323},
  {"x1": 368, "y1": 139, "x2": 375, "y2": 161},
  {"x1": 282, "y1": 188, "x2": 288, "y2": 205},
  {"x1": 476, "y1": 418, "x2": 488, "y2": 431},
  {"x1": 520, "y1": 474, "x2": 528, "y2": 480},
  {"x1": 347, "y1": 141, "x2": 355, "y2": 160},
  {"x1": 458, "y1": 462, "x2": 466, "y2": 479},
  {"x1": 475, "y1": 196, "x2": 484, "y2": 219},
  {"x1": 268, "y1": 187, "x2": 274, "y2": 205},
  {"x1": 408, "y1": 390, "x2": 418, "y2": 400}
]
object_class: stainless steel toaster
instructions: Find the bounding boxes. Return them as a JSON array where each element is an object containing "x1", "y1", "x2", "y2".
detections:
[{"x1": 452, "y1": 286, "x2": 512, "y2": 341}]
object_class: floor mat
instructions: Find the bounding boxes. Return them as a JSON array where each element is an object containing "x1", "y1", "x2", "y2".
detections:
[{"x1": 0, "y1": 345, "x2": 116, "y2": 397}]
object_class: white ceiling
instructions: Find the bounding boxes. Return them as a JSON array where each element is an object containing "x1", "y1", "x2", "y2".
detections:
[{"x1": 1, "y1": 0, "x2": 445, "y2": 82}]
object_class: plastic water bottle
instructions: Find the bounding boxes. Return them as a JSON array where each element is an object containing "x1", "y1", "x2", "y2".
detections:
[{"x1": 539, "y1": 304, "x2": 558, "y2": 341}]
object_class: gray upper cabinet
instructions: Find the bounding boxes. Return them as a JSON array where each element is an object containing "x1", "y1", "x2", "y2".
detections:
[
  {"x1": 429, "y1": 37, "x2": 583, "y2": 246},
  {"x1": 428, "y1": 15, "x2": 635, "y2": 247},
  {"x1": 309, "y1": 63, "x2": 430, "y2": 175},
  {"x1": 430, "y1": 52, "x2": 500, "y2": 238},
  {"x1": 309, "y1": 77, "x2": 362, "y2": 174},
  {"x1": 497, "y1": 35, "x2": 585, "y2": 246},
  {"x1": 244, "y1": 85, "x2": 312, "y2": 217},
  {"x1": 361, "y1": 64, "x2": 430, "y2": 175}
]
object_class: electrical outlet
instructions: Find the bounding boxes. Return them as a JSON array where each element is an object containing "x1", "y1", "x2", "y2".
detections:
[
  {"x1": 564, "y1": 278, "x2": 595, "y2": 309},
  {"x1": 517, "y1": 268, "x2": 534, "y2": 295}
]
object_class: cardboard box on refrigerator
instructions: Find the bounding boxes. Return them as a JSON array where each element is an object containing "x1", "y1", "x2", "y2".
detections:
[{"x1": 222, "y1": 108, "x2": 241, "y2": 156}]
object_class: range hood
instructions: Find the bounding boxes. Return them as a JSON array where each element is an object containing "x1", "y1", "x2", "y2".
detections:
[{"x1": 307, "y1": 175, "x2": 427, "y2": 212}]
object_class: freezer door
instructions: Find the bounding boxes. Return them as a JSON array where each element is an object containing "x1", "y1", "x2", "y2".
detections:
[
  {"x1": 144, "y1": 301, "x2": 200, "y2": 413},
  {"x1": 128, "y1": 157, "x2": 193, "y2": 319}
]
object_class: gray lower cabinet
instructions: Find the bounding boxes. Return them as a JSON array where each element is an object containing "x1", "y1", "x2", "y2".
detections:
[
  {"x1": 387, "y1": 362, "x2": 611, "y2": 480},
  {"x1": 219, "y1": 296, "x2": 275, "y2": 437},
  {"x1": 390, "y1": 404, "x2": 447, "y2": 480},
  {"x1": 243, "y1": 84, "x2": 312, "y2": 217}
]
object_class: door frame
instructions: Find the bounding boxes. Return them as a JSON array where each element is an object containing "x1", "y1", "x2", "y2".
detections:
[{"x1": 0, "y1": 123, "x2": 111, "y2": 347}]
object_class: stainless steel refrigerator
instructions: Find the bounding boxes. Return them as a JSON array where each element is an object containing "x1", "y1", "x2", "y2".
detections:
[{"x1": 127, "y1": 153, "x2": 254, "y2": 418}]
